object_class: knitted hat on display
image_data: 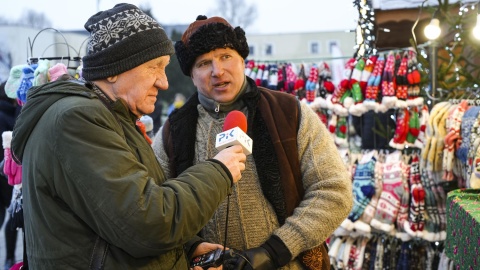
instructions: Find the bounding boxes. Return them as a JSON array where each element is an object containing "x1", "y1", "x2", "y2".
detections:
[
  {"x1": 82, "y1": 3, "x2": 174, "y2": 81},
  {"x1": 5, "y1": 65, "x2": 26, "y2": 99},
  {"x1": 48, "y1": 63, "x2": 68, "y2": 82},
  {"x1": 175, "y1": 15, "x2": 249, "y2": 76}
]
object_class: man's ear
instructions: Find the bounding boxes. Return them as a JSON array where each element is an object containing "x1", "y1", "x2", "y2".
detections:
[{"x1": 107, "y1": 75, "x2": 118, "y2": 83}]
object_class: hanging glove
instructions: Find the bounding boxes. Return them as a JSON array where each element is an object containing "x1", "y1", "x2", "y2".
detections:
[{"x1": 224, "y1": 235, "x2": 291, "y2": 270}]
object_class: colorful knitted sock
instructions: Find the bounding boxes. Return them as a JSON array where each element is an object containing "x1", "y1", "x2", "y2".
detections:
[
  {"x1": 354, "y1": 160, "x2": 384, "y2": 233},
  {"x1": 346, "y1": 157, "x2": 376, "y2": 223},
  {"x1": 396, "y1": 158, "x2": 412, "y2": 241},
  {"x1": 404, "y1": 154, "x2": 426, "y2": 238},
  {"x1": 371, "y1": 155, "x2": 405, "y2": 233}
]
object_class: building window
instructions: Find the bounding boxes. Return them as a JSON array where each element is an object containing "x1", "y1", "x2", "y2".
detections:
[
  {"x1": 249, "y1": 45, "x2": 255, "y2": 56},
  {"x1": 310, "y1": 41, "x2": 320, "y2": 54},
  {"x1": 265, "y1": 44, "x2": 273, "y2": 56}
]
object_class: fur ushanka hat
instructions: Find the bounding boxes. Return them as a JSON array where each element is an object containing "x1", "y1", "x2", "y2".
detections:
[{"x1": 175, "y1": 15, "x2": 249, "y2": 76}]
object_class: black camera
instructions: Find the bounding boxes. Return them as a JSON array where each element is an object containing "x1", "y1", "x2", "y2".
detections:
[{"x1": 190, "y1": 248, "x2": 224, "y2": 269}]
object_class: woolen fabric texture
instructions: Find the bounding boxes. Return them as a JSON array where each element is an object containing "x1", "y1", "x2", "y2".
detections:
[
  {"x1": 174, "y1": 15, "x2": 249, "y2": 76},
  {"x1": 82, "y1": 3, "x2": 174, "y2": 81},
  {"x1": 153, "y1": 76, "x2": 353, "y2": 269}
]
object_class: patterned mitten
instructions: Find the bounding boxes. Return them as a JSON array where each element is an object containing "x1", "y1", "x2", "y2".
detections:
[
  {"x1": 305, "y1": 64, "x2": 318, "y2": 102},
  {"x1": 364, "y1": 55, "x2": 384, "y2": 111},
  {"x1": 285, "y1": 63, "x2": 297, "y2": 95},
  {"x1": 406, "y1": 51, "x2": 423, "y2": 106},
  {"x1": 395, "y1": 53, "x2": 409, "y2": 108},
  {"x1": 335, "y1": 116, "x2": 349, "y2": 148},
  {"x1": 349, "y1": 58, "x2": 368, "y2": 116},
  {"x1": 17, "y1": 64, "x2": 37, "y2": 105},
  {"x1": 2, "y1": 131, "x2": 22, "y2": 186},
  {"x1": 414, "y1": 105, "x2": 430, "y2": 149},
  {"x1": 389, "y1": 108, "x2": 410, "y2": 150},
  {"x1": 371, "y1": 156, "x2": 405, "y2": 233},
  {"x1": 404, "y1": 155, "x2": 426, "y2": 238},
  {"x1": 380, "y1": 51, "x2": 397, "y2": 109},
  {"x1": 406, "y1": 107, "x2": 420, "y2": 147}
]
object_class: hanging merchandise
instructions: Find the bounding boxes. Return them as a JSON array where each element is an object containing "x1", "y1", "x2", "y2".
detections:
[
  {"x1": 305, "y1": 63, "x2": 318, "y2": 103},
  {"x1": 348, "y1": 57, "x2": 367, "y2": 116},
  {"x1": 394, "y1": 52, "x2": 409, "y2": 109},
  {"x1": 331, "y1": 58, "x2": 355, "y2": 116},
  {"x1": 294, "y1": 63, "x2": 306, "y2": 100},
  {"x1": 380, "y1": 51, "x2": 397, "y2": 111},
  {"x1": 364, "y1": 55, "x2": 384, "y2": 111}
]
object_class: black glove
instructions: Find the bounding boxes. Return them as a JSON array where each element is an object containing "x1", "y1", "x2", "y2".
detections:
[{"x1": 223, "y1": 247, "x2": 275, "y2": 270}]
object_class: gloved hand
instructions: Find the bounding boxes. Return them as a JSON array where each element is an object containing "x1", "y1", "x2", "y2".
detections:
[{"x1": 223, "y1": 247, "x2": 275, "y2": 270}]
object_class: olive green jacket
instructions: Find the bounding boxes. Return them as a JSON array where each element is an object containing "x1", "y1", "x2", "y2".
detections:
[{"x1": 11, "y1": 80, "x2": 233, "y2": 269}]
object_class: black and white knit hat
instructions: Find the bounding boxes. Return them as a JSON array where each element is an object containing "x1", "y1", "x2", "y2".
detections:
[
  {"x1": 82, "y1": 3, "x2": 174, "y2": 81},
  {"x1": 175, "y1": 15, "x2": 249, "y2": 76}
]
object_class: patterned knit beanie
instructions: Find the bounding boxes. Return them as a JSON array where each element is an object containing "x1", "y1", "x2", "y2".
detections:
[
  {"x1": 175, "y1": 15, "x2": 249, "y2": 76},
  {"x1": 82, "y1": 3, "x2": 174, "y2": 81}
]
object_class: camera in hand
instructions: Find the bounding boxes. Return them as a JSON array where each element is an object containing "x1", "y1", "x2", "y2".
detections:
[{"x1": 190, "y1": 248, "x2": 224, "y2": 269}]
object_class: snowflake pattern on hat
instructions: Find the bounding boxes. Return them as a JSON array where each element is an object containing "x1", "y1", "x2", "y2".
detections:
[{"x1": 86, "y1": 8, "x2": 162, "y2": 54}]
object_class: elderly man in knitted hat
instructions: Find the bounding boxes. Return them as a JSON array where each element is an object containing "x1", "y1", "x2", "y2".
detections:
[
  {"x1": 152, "y1": 15, "x2": 353, "y2": 269},
  {"x1": 10, "y1": 4, "x2": 247, "y2": 269}
]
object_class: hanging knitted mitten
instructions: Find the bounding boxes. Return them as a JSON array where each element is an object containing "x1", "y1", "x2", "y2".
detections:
[
  {"x1": 349, "y1": 58, "x2": 368, "y2": 116},
  {"x1": 395, "y1": 52, "x2": 409, "y2": 108},
  {"x1": 389, "y1": 108, "x2": 410, "y2": 150},
  {"x1": 406, "y1": 106, "x2": 421, "y2": 147},
  {"x1": 331, "y1": 58, "x2": 355, "y2": 116},
  {"x1": 406, "y1": 51, "x2": 423, "y2": 106},
  {"x1": 364, "y1": 55, "x2": 384, "y2": 111},
  {"x1": 2, "y1": 131, "x2": 22, "y2": 186},
  {"x1": 294, "y1": 64, "x2": 306, "y2": 100},
  {"x1": 305, "y1": 64, "x2": 318, "y2": 103},
  {"x1": 16, "y1": 64, "x2": 37, "y2": 105},
  {"x1": 5, "y1": 65, "x2": 26, "y2": 99},
  {"x1": 380, "y1": 52, "x2": 397, "y2": 110},
  {"x1": 285, "y1": 63, "x2": 297, "y2": 95},
  {"x1": 335, "y1": 116, "x2": 349, "y2": 148},
  {"x1": 33, "y1": 59, "x2": 50, "y2": 86}
]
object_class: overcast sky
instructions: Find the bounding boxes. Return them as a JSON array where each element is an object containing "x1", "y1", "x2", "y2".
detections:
[{"x1": 0, "y1": 0, "x2": 358, "y2": 34}]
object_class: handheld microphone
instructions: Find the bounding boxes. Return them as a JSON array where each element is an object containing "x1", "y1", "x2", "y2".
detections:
[{"x1": 215, "y1": 110, "x2": 253, "y2": 155}]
